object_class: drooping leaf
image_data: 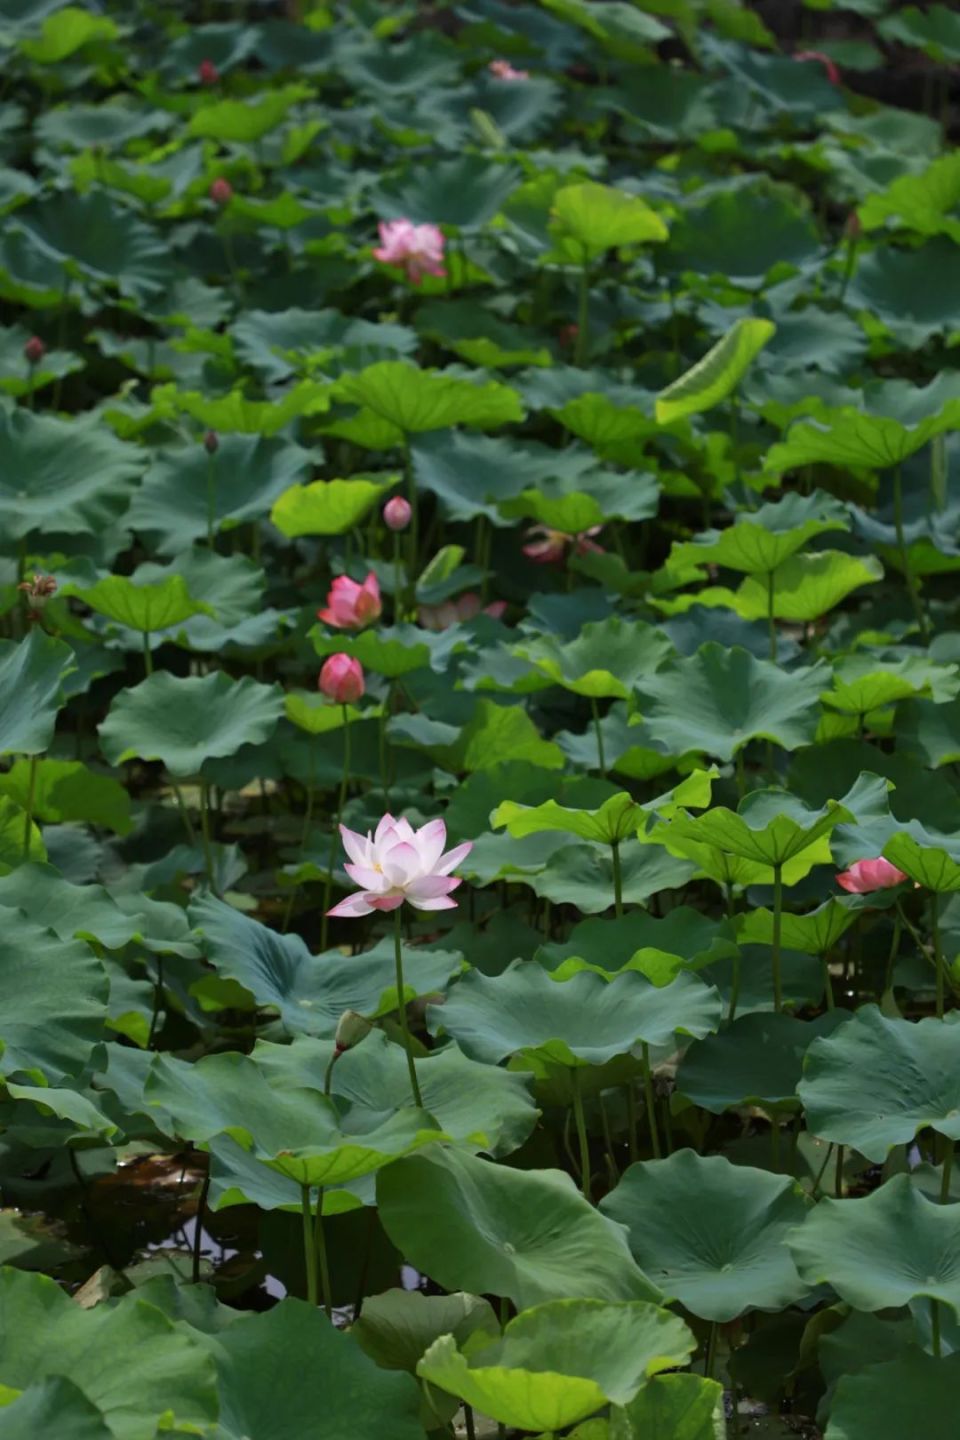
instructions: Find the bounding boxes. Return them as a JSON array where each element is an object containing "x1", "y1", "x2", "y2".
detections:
[{"x1": 655, "y1": 319, "x2": 776, "y2": 425}]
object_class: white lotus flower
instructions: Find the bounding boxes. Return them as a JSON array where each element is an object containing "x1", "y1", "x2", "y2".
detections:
[{"x1": 327, "y1": 814, "x2": 472, "y2": 918}]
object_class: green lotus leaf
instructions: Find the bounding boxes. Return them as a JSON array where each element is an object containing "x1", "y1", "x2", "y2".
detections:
[
  {"x1": 538, "y1": 0, "x2": 670, "y2": 52},
  {"x1": 144, "y1": 1050, "x2": 447, "y2": 1188},
  {"x1": 255, "y1": 1030, "x2": 537, "y2": 1160},
  {"x1": 0, "y1": 907, "x2": 107, "y2": 1083},
  {"x1": 0, "y1": 405, "x2": 144, "y2": 540},
  {"x1": 0, "y1": 324, "x2": 82, "y2": 398},
  {"x1": 513, "y1": 618, "x2": 674, "y2": 699},
  {"x1": 354, "y1": 1289, "x2": 498, "y2": 1374},
  {"x1": 429, "y1": 964, "x2": 721, "y2": 1068},
  {"x1": 232, "y1": 307, "x2": 415, "y2": 384},
  {"x1": 19, "y1": 8, "x2": 118, "y2": 62},
  {"x1": 822, "y1": 655, "x2": 958, "y2": 715},
  {"x1": 609, "y1": 1374, "x2": 725, "y2": 1440},
  {"x1": 661, "y1": 553, "x2": 884, "y2": 623},
  {"x1": 416, "y1": 300, "x2": 551, "y2": 369},
  {"x1": 128, "y1": 435, "x2": 315, "y2": 556},
  {"x1": 98, "y1": 671, "x2": 284, "y2": 778},
  {"x1": 846, "y1": 237, "x2": 960, "y2": 348},
  {"x1": 189, "y1": 895, "x2": 461, "y2": 1038},
  {"x1": 656, "y1": 318, "x2": 776, "y2": 425},
  {"x1": 824, "y1": 1350, "x2": 960, "y2": 1440},
  {"x1": 377, "y1": 1146, "x2": 662, "y2": 1309},
  {"x1": 10, "y1": 191, "x2": 172, "y2": 302},
  {"x1": 541, "y1": 907, "x2": 739, "y2": 986},
  {"x1": 334, "y1": 362, "x2": 524, "y2": 434},
  {"x1": 767, "y1": 377, "x2": 960, "y2": 473},
  {"x1": 376, "y1": 155, "x2": 522, "y2": 229},
  {"x1": 660, "y1": 782, "x2": 878, "y2": 868},
  {"x1": 0, "y1": 631, "x2": 74, "y2": 756},
  {"x1": 284, "y1": 694, "x2": 372, "y2": 736},
  {"x1": 548, "y1": 183, "x2": 668, "y2": 264},
  {"x1": 0, "y1": 759, "x2": 131, "y2": 835},
  {"x1": 310, "y1": 623, "x2": 457, "y2": 679},
  {"x1": 63, "y1": 572, "x2": 214, "y2": 633},
  {"x1": 187, "y1": 85, "x2": 312, "y2": 141},
  {"x1": 883, "y1": 831, "x2": 960, "y2": 892},
  {"x1": 0, "y1": 799, "x2": 44, "y2": 875},
  {"x1": 668, "y1": 491, "x2": 848, "y2": 576},
  {"x1": 418, "y1": 1298, "x2": 694, "y2": 1432},
  {"x1": 737, "y1": 898, "x2": 858, "y2": 955},
  {"x1": 601, "y1": 1153, "x2": 810, "y2": 1321},
  {"x1": 798, "y1": 1007, "x2": 960, "y2": 1161},
  {"x1": 660, "y1": 182, "x2": 821, "y2": 286},
  {"x1": 155, "y1": 380, "x2": 331, "y2": 436},
  {"x1": 0, "y1": 1268, "x2": 217, "y2": 1440},
  {"x1": 0, "y1": 1377, "x2": 113, "y2": 1439},
  {"x1": 492, "y1": 792, "x2": 645, "y2": 845},
  {"x1": 677, "y1": 1012, "x2": 846, "y2": 1115},
  {"x1": 788, "y1": 1174, "x2": 960, "y2": 1314},
  {"x1": 547, "y1": 393, "x2": 661, "y2": 453},
  {"x1": 5, "y1": 1083, "x2": 117, "y2": 1141},
  {"x1": 899, "y1": 697, "x2": 960, "y2": 767},
  {"x1": 634, "y1": 645, "x2": 829, "y2": 761},
  {"x1": 0, "y1": 864, "x2": 196, "y2": 955},
  {"x1": 878, "y1": 4, "x2": 960, "y2": 62},
  {"x1": 858, "y1": 151, "x2": 960, "y2": 242},
  {"x1": 530, "y1": 841, "x2": 696, "y2": 913},
  {"x1": 270, "y1": 475, "x2": 396, "y2": 538},
  {"x1": 411, "y1": 430, "x2": 560, "y2": 525}
]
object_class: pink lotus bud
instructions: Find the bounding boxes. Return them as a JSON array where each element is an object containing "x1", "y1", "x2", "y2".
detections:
[
  {"x1": 23, "y1": 336, "x2": 45, "y2": 366},
  {"x1": 203, "y1": 429, "x2": 219, "y2": 455},
  {"x1": 209, "y1": 178, "x2": 233, "y2": 206},
  {"x1": 198, "y1": 58, "x2": 219, "y2": 85},
  {"x1": 383, "y1": 496, "x2": 412, "y2": 532},
  {"x1": 794, "y1": 50, "x2": 840, "y2": 85},
  {"x1": 319, "y1": 653, "x2": 365, "y2": 704},
  {"x1": 845, "y1": 211, "x2": 862, "y2": 242},
  {"x1": 836, "y1": 857, "x2": 908, "y2": 894},
  {"x1": 318, "y1": 573, "x2": 382, "y2": 630}
]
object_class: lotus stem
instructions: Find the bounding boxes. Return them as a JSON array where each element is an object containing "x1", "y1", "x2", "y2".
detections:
[
  {"x1": 641, "y1": 1041, "x2": 662, "y2": 1159},
  {"x1": 313, "y1": 1188, "x2": 333, "y2": 1320},
  {"x1": 301, "y1": 1183, "x2": 318, "y2": 1307},
  {"x1": 931, "y1": 891, "x2": 945, "y2": 1019},
  {"x1": 892, "y1": 464, "x2": 929, "y2": 642},
  {"x1": 191, "y1": 1166, "x2": 211, "y2": 1284},
  {"x1": 571, "y1": 1067, "x2": 592, "y2": 1200},
  {"x1": 21, "y1": 753, "x2": 38, "y2": 859},
  {"x1": 199, "y1": 782, "x2": 216, "y2": 893},
  {"x1": 704, "y1": 1320, "x2": 718, "y2": 1379},
  {"x1": 835, "y1": 1144, "x2": 844, "y2": 1199},
  {"x1": 766, "y1": 570, "x2": 777, "y2": 662},
  {"x1": 393, "y1": 907, "x2": 424, "y2": 1108},
  {"x1": 610, "y1": 838, "x2": 623, "y2": 918},
  {"x1": 147, "y1": 954, "x2": 165, "y2": 1050},
  {"x1": 932, "y1": 1297, "x2": 942, "y2": 1358},
  {"x1": 321, "y1": 707, "x2": 351, "y2": 950},
  {"x1": 772, "y1": 862, "x2": 783, "y2": 1013},
  {"x1": 591, "y1": 696, "x2": 607, "y2": 778},
  {"x1": 575, "y1": 260, "x2": 590, "y2": 366},
  {"x1": 206, "y1": 451, "x2": 217, "y2": 547}
]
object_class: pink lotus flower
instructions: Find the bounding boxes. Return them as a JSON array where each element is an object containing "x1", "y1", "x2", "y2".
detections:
[
  {"x1": 373, "y1": 219, "x2": 446, "y2": 285},
  {"x1": 318, "y1": 653, "x2": 365, "y2": 704},
  {"x1": 418, "y1": 592, "x2": 507, "y2": 631},
  {"x1": 209, "y1": 177, "x2": 232, "y2": 206},
  {"x1": 794, "y1": 50, "x2": 840, "y2": 85},
  {"x1": 327, "y1": 815, "x2": 472, "y2": 917},
  {"x1": 384, "y1": 496, "x2": 412, "y2": 532},
  {"x1": 836, "y1": 857, "x2": 908, "y2": 894},
  {"x1": 522, "y1": 525, "x2": 604, "y2": 565},
  {"x1": 198, "y1": 58, "x2": 219, "y2": 85},
  {"x1": 318, "y1": 573, "x2": 382, "y2": 629},
  {"x1": 489, "y1": 58, "x2": 530, "y2": 81}
]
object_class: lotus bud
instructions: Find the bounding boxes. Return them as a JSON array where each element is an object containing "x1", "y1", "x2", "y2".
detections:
[
  {"x1": 383, "y1": 496, "x2": 412, "y2": 532},
  {"x1": 198, "y1": 58, "x2": 219, "y2": 85},
  {"x1": 334, "y1": 1009, "x2": 372, "y2": 1055},
  {"x1": 203, "y1": 429, "x2": 219, "y2": 455},
  {"x1": 23, "y1": 336, "x2": 45, "y2": 366},
  {"x1": 319, "y1": 653, "x2": 365, "y2": 705},
  {"x1": 209, "y1": 177, "x2": 233, "y2": 206}
]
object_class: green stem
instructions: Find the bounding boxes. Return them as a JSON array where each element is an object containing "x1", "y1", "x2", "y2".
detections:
[
  {"x1": 199, "y1": 782, "x2": 216, "y2": 893},
  {"x1": 147, "y1": 954, "x2": 165, "y2": 1049},
  {"x1": 932, "y1": 890, "x2": 945, "y2": 1019},
  {"x1": 810, "y1": 1142, "x2": 834, "y2": 1201},
  {"x1": 191, "y1": 1167, "x2": 211, "y2": 1284},
  {"x1": 838, "y1": 230, "x2": 859, "y2": 303},
  {"x1": 171, "y1": 781, "x2": 197, "y2": 847},
  {"x1": 641, "y1": 1041, "x2": 662, "y2": 1159},
  {"x1": 323, "y1": 1049, "x2": 337, "y2": 1097},
  {"x1": 590, "y1": 696, "x2": 607, "y2": 777},
  {"x1": 766, "y1": 570, "x2": 777, "y2": 662},
  {"x1": 301, "y1": 1184, "x2": 318, "y2": 1307},
  {"x1": 571, "y1": 1068, "x2": 592, "y2": 1200},
  {"x1": 206, "y1": 453, "x2": 217, "y2": 547},
  {"x1": 394, "y1": 908, "x2": 423, "y2": 1108},
  {"x1": 893, "y1": 464, "x2": 929, "y2": 641},
  {"x1": 821, "y1": 953, "x2": 835, "y2": 1010},
  {"x1": 882, "y1": 912, "x2": 902, "y2": 999},
  {"x1": 404, "y1": 439, "x2": 418, "y2": 597},
  {"x1": 313, "y1": 1190, "x2": 333, "y2": 1320},
  {"x1": 142, "y1": 629, "x2": 153, "y2": 677},
  {"x1": 393, "y1": 529, "x2": 404, "y2": 623},
  {"x1": 835, "y1": 1144, "x2": 844, "y2": 1199},
  {"x1": 574, "y1": 261, "x2": 590, "y2": 366},
  {"x1": 735, "y1": 748, "x2": 746, "y2": 801},
  {"x1": 932, "y1": 1297, "x2": 942, "y2": 1358},
  {"x1": 21, "y1": 753, "x2": 38, "y2": 860},
  {"x1": 704, "y1": 1320, "x2": 718, "y2": 1380},
  {"x1": 728, "y1": 950, "x2": 742, "y2": 1025},
  {"x1": 772, "y1": 862, "x2": 783, "y2": 1013},
  {"x1": 610, "y1": 838, "x2": 623, "y2": 919},
  {"x1": 941, "y1": 1141, "x2": 954, "y2": 1204},
  {"x1": 321, "y1": 708, "x2": 351, "y2": 950}
]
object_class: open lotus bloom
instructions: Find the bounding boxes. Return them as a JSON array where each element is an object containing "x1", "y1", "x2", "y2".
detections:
[
  {"x1": 373, "y1": 219, "x2": 446, "y2": 285},
  {"x1": 318, "y1": 572, "x2": 381, "y2": 629},
  {"x1": 328, "y1": 815, "x2": 472, "y2": 917},
  {"x1": 522, "y1": 524, "x2": 604, "y2": 565},
  {"x1": 836, "y1": 857, "x2": 908, "y2": 894},
  {"x1": 489, "y1": 58, "x2": 529, "y2": 80}
]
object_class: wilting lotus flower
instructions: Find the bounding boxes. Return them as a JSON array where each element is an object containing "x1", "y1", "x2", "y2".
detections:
[
  {"x1": 489, "y1": 58, "x2": 530, "y2": 81},
  {"x1": 327, "y1": 815, "x2": 472, "y2": 917},
  {"x1": 522, "y1": 524, "x2": 605, "y2": 565},
  {"x1": 318, "y1": 573, "x2": 382, "y2": 629},
  {"x1": 419, "y1": 592, "x2": 507, "y2": 631},
  {"x1": 794, "y1": 50, "x2": 840, "y2": 85},
  {"x1": 373, "y1": 219, "x2": 446, "y2": 285},
  {"x1": 318, "y1": 653, "x2": 365, "y2": 704},
  {"x1": 836, "y1": 857, "x2": 908, "y2": 894}
]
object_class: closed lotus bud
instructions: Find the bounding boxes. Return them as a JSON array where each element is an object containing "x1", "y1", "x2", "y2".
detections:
[
  {"x1": 209, "y1": 177, "x2": 233, "y2": 206},
  {"x1": 203, "y1": 429, "x2": 219, "y2": 455},
  {"x1": 24, "y1": 336, "x2": 45, "y2": 366},
  {"x1": 198, "y1": 58, "x2": 219, "y2": 85},
  {"x1": 845, "y1": 211, "x2": 862, "y2": 242},
  {"x1": 319, "y1": 653, "x2": 365, "y2": 704},
  {"x1": 334, "y1": 1009, "x2": 372, "y2": 1055},
  {"x1": 383, "y1": 495, "x2": 412, "y2": 532}
]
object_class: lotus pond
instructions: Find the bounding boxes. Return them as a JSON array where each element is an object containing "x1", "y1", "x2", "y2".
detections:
[{"x1": 5, "y1": 0, "x2": 960, "y2": 1435}]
